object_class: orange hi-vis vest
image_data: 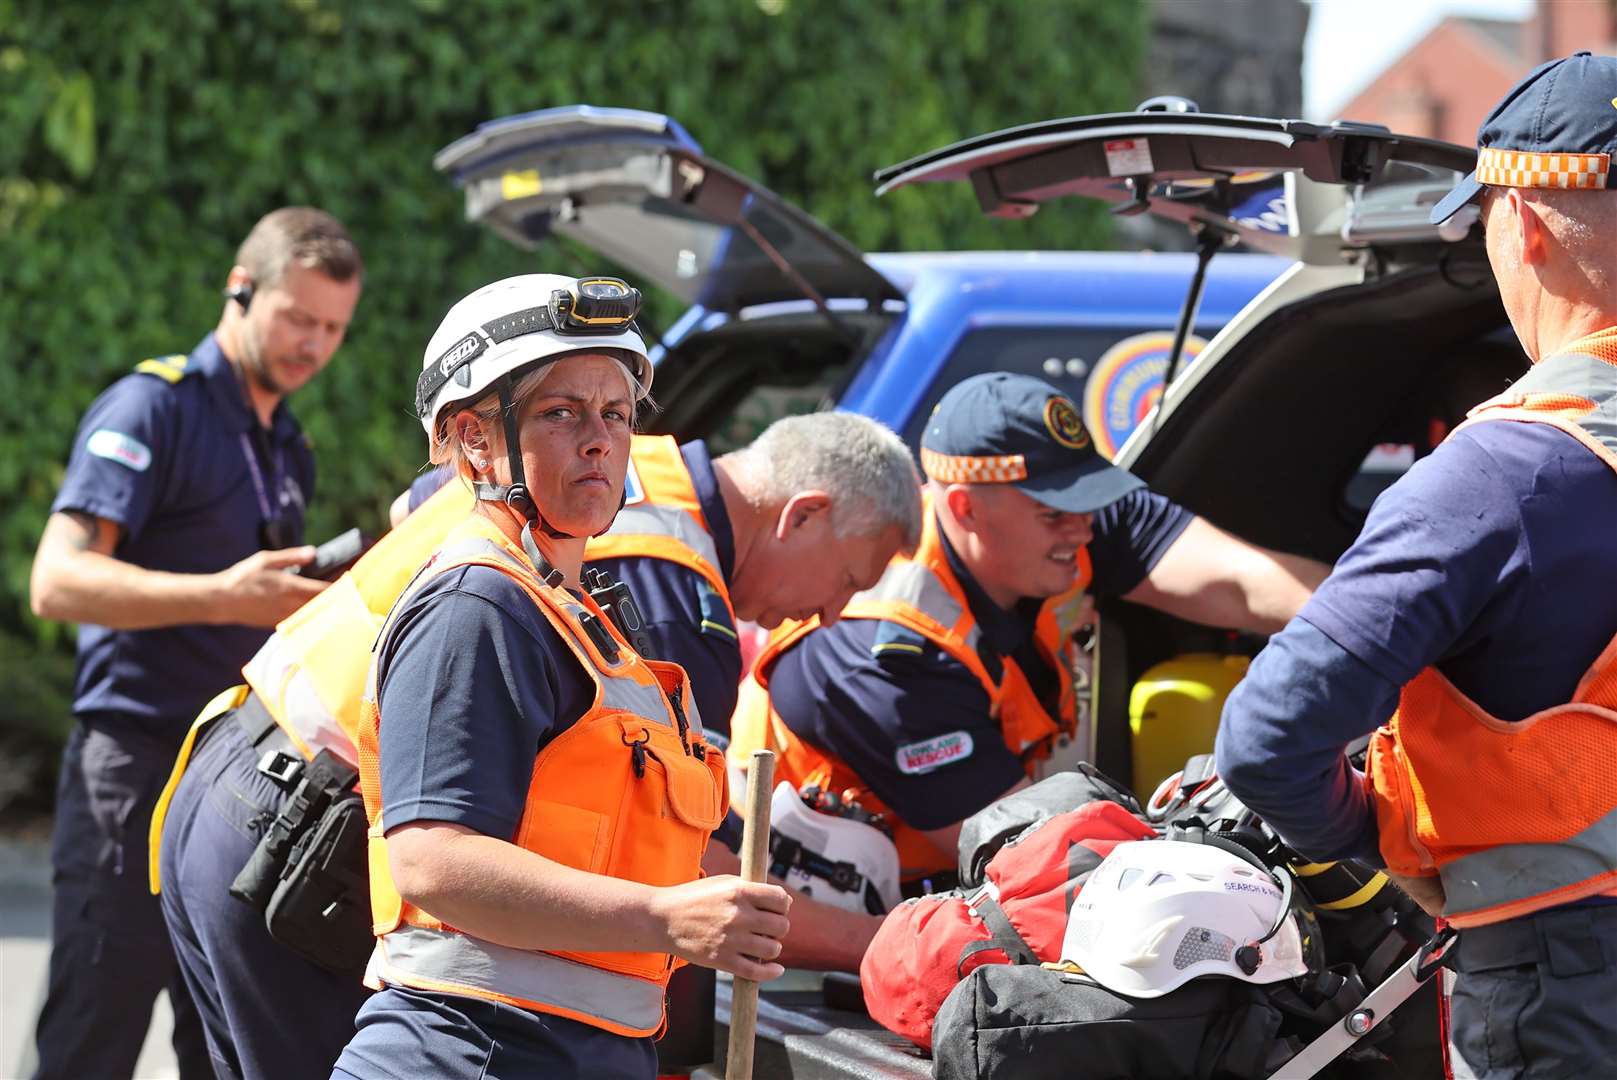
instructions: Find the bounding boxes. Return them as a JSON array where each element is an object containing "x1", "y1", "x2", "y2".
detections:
[
  {"x1": 729, "y1": 494, "x2": 1094, "y2": 881},
  {"x1": 1366, "y1": 329, "x2": 1617, "y2": 929},
  {"x1": 241, "y1": 434, "x2": 731, "y2": 767},
  {"x1": 357, "y1": 514, "x2": 728, "y2": 1038}
]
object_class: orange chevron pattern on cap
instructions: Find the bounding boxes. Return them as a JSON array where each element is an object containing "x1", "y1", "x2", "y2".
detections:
[
  {"x1": 920, "y1": 447, "x2": 1028, "y2": 484},
  {"x1": 1475, "y1": 147, "x2": 1609, "y2": 190}
]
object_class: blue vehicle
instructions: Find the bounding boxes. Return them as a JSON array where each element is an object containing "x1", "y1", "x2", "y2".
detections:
[{"x1": 433, "y1": 106, "x2": 1286, "y2": 460}]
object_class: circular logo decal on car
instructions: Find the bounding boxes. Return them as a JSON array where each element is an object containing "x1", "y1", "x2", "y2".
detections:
[
  {"x1": 1043, "y1": 396, "x2": 1089, "y2": 450},
  {"x1": 1081, "y1": 331, "x2": 1208, "y2": 460}
]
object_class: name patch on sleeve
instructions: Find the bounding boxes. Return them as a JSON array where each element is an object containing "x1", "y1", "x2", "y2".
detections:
[
  {"x1": 895, "y1": 731, "x2": 974, "y2": 775},
  {"x1": 86, "y1": 429, "x2": 152, "y2": 472}
]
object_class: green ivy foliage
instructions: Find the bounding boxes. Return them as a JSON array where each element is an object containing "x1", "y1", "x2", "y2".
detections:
[{"x1": 0, "y1": 0, "x2": 1146, "y2": 718}]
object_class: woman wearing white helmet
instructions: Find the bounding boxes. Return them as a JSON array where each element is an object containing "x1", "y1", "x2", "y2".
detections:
[{"x1": 333, "y1": 274, "x2": 791, "y2": 1080}]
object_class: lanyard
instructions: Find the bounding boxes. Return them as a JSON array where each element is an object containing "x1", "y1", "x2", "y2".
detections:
[{"x1": 238, "y1": 430, "x2": 286, "y2": 523}]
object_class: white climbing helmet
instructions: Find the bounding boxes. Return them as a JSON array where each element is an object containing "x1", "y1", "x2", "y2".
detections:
[
  {"x1": 415, "y1": 273, "x2": 652, "y2": 441},
  {"x1": 1060, "y1": 839, "x2": 1310, "y2": 999},
  {"x1": 769, "y1": 783, "x2": 902, "y2": 916}
]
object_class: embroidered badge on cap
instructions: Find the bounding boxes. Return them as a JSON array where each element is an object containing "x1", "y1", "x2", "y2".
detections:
[
  {"x1": 895, "y1": 731, "x2": 974, "y2": 775},
  {"x1": 1043, "y1": 395, "x2": 1089, "y2": 450},
  {"x1": 86, "y1": 429, "x2": 152, "y2": 472}
]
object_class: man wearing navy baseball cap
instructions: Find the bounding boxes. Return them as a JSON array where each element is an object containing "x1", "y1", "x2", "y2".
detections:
[
  {"x1": 728, "y1": 371, "x2": 1327, "y2": 960},
  {"x1": 1219, "y1": 52, "x2": 1617, "y2": 1076}
]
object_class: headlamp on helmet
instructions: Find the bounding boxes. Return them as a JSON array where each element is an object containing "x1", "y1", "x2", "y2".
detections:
[{"x1": 551, "y1": 277, "x2": 642, "y2": 332}]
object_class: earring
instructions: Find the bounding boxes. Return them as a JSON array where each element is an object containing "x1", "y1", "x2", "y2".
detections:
[{"x1": 477, "y1": 459, "x2": 489, "y2": 471}]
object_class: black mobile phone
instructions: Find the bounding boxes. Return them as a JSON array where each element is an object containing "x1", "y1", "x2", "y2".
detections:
[{"x1": 293, "y1": 528, "x2": 373, "y2": 581}]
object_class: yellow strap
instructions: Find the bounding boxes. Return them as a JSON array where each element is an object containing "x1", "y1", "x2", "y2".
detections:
[
  {"x1": 1315, "y1": 872, "x2": 1391, "y2": 911},
  {"x1": 1291, "y1": 860, "x2": 1338, "y2": 878},
  {"x1": 148, "y1": 685, "x2": 251, "y2": 894}
]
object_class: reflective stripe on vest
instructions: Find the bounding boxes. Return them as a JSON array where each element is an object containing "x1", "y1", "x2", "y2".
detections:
[
  {"x1": 1440, "y1": 801, "x2": 1617, "y2": 920},
  {"x1": 1368, "y1": 335, "x2": 1617, "y2": 927},
  {"x1": 370, "y1": 925, "x2": 667, "y2": 1036},
  {"x1": 358, "y1": 515, "x2": 726, "y2": 1037},
  {"x1": 847, "y1": 559, "x2": 985, "y2": 663},
  {"x1": 242, "y1": 435, "x2": 727, "y2": 766}
]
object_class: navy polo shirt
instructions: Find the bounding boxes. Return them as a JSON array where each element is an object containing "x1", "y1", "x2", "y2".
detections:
[
  {"x1": 768, "y1": 488, "x2": 1193, "y2": 831},
  {"x1": 51, "y1": 334, "x2": 313, "y2": 735},
  {"x1": 1217, "y1": 420, "x2": 1617, "y2": 866},
  {"x1": 375, "y1": 563, "x2": 594, "y2": 837},
  {"x1": 369, "y1": 562, "x2": 653, "y2": 1075},
  {"x1": 406, "y1": 441, "x2": 742, "y2": 730}
]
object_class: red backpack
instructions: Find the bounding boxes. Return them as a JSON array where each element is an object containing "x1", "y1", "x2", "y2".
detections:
[{"x1": 859, "y1": 799, "x2": 1155, "y2": 1050}]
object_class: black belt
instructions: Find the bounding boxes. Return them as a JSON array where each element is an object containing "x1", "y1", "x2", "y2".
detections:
[{"x1": 233, "y1": 691, "x2": 307, "y2": 790}]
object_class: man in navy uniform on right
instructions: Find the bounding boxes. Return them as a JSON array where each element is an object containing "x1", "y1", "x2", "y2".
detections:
[{"x1": 1218, "y1": 53, "x2": 1617, "y2": 1076}]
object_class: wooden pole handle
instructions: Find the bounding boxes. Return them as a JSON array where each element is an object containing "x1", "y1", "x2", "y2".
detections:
[{"x1": 725, "y1": 749, "x2": 776, "y2": 1080}]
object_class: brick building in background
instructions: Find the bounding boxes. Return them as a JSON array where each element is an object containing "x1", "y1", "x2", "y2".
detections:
[{"x1": 1333, "y1": 0, "x2": 1617, "y2": 139}]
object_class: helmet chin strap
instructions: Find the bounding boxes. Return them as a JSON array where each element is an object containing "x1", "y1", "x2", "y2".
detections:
[{"x1": 471, "y1": 374, "x2": 626, "y2": 580}]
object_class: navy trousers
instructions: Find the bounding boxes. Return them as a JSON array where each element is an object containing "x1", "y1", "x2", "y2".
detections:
[
  {"x1": 1449, "y1": 902, "x2": 1617, "y2": 1079},
  {"x1": 31, "y1": 720, "x2": 212, "y2": 1079},
  {"x1": 159, "y1": 713, "x2": 372, "y2": 1080},
  {"x1": 333, "y1": 986, "x2": 657, "y2": 1080}
]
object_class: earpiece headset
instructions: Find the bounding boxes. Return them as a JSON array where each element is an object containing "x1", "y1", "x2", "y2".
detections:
[{"x1": 224, "y1": 282, "x2": 255, "y2": 311}]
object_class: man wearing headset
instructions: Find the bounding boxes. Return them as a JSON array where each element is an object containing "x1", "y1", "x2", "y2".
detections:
[{"x1": 26, "y1": 207, "x2": 362, "y2": 1079}]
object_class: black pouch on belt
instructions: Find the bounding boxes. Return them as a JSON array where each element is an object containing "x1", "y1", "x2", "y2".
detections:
[
  {"x1": 262, "y1": 786, "x2": 373, "y2": 978},
  {"x1": 229, "y1": 735, "x2": 373, "y2": 978}
]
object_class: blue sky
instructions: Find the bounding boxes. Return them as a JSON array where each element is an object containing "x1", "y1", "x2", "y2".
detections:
[{"x1": 1303, "y1": 0, "x2": 1535, "y2": 119}]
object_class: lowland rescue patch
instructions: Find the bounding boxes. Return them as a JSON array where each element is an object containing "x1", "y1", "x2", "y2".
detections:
[{"x1": 895, "y1": 731, "x2": 974, "y2": 775}]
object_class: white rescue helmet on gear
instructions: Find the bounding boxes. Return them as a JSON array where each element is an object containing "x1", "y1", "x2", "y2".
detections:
[
  {"x1": 1060, "y1": 839, "x2": 1311, "y2": 999},
  {"x1": 768, "y1": 783, "x2": 902, "y2": 916},
  {"x1": 415, "y1": 273, "x2": 653, "y2": 443}
]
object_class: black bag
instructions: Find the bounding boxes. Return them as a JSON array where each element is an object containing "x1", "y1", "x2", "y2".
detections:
[
  {"x1": 957, "y1": 764, "x2": 1142, "y2": 888},
  {"x1": 262, "y1": 790, "x2": 374, "y2": 977},
  {"x1": 931, "y1": 964, "x2": 1294, "y2": 1080}
]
